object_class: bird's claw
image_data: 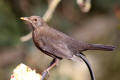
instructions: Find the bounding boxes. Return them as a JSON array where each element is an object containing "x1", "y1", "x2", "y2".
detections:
[{"x1": 41, "y1": 69, "x2": 50, "y2": 80}]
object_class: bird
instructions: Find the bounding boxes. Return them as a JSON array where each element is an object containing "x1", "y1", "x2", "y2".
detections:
[{"x1": 20, "y1": 16, "x2": 115, "y2": 80}]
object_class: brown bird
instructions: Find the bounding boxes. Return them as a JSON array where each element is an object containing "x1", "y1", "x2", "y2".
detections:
[{"x1": 21, "y1": 16, "x2": 115, "y2": 80}]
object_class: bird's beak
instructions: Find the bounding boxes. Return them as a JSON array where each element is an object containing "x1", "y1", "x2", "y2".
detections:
[{"x1": 20, "y1": 17, "x2": 29, "y2": 21}]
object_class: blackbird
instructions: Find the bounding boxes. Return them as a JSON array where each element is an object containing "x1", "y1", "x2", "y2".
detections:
[{"x1": 21, "y1": 16, "x2": 115, "y2": 80}]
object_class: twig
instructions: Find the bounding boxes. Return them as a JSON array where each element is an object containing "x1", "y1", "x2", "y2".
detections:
[
  {"x1": 77, "y1": 0, "x2": 91, "y2": 13},
  {"x1": 43, "y1": 0, "x2": 61, "y2": 21},
  {"x1": 20, "y1": 0, "x2": 61, "y2": 42},
  {"x1": 20, "y1": 32, "x2": 32, "y2": 42}
]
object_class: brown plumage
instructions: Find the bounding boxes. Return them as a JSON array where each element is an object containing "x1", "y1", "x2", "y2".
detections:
[{"x1": 21, "y1": 16, "x2": 115, "y2": 80}]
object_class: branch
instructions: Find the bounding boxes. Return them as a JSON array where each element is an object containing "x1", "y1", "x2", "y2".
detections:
[
  {"x1": 20, "y1": 0, "x2": 61, "y2": 42},
  {"x1": 77, "y1": 0, "x2": 91, "y2": 13},
  {"x1": 20, "y1": 32, "x2": 32, "y2": 42},
  {"x1": 43, "y1": 0, "x2": 61, "y2": 21}
]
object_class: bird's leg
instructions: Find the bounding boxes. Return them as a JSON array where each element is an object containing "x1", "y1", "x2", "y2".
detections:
[{"x1": 42, "y1": 58, "x2": 59, "y2": 80}]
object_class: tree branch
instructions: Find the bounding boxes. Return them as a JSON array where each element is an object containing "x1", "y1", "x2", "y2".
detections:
[{"x1": 77, "y1": 0, "x2": 91, "y2": 13}]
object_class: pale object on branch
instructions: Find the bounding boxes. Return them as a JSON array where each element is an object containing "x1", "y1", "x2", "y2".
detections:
[
  {"x1": 20, "y1": 0, "x2": 61, "y2": 42},
  {"x1": 77, "y1": 0, "x2": 91, "y2": 13},
  {"x1": 10, "y1": 63, "x2": 42, "y2": 80}
]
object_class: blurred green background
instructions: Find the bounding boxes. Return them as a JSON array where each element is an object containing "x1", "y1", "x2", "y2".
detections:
[{"x1": 0, "y1": 0, "x2": 120, "y2": 80}]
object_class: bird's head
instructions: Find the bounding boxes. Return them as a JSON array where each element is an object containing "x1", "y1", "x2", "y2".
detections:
[{"x1": 20, "y1": 16, "x2": 44, "y2": 29}]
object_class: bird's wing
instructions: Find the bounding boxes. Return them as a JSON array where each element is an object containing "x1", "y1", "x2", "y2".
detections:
[
  {"x1": 36, "y1": 27, "x2": 74, "y2": 59},
  {"x1": 34, "y1": 27, "x2": 89, "y2": 59}
]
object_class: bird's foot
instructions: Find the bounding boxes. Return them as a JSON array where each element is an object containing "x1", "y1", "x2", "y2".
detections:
[{"x1": 41, "y1": 69, "x2": 50, "y2": 80}]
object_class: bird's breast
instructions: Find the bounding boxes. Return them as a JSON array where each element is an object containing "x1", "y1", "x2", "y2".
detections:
[{"x1": 32, "y1": 30, "x2": 42, "y2": 49}]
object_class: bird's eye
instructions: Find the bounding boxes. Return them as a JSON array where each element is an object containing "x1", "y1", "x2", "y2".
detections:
[{"x1": 34, "y1": 19, "x2": 37, "y2": 21}]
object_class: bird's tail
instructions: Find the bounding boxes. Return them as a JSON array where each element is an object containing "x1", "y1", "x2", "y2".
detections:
[
  {"x1": 71, "y1": 54, "x2": 95, "y2": 80},
  {"x1": 87, "y1": 44, "x2": 115, "y2": 51}
]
